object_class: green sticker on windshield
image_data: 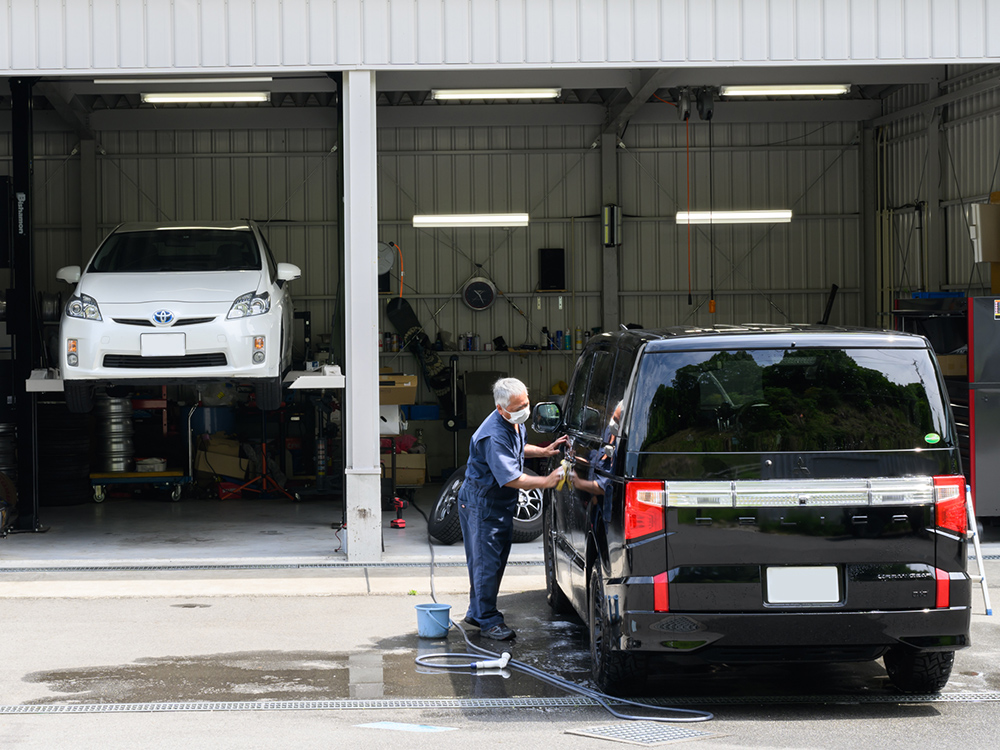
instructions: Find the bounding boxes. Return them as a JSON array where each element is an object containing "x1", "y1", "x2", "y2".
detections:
[{"x1": 925, "y1": 433, "x2": 941, "y2": 445}]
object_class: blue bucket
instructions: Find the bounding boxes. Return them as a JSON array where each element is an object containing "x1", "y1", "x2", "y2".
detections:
[{"x1": 414, "y1": 603, "x2": 451, "y2": 638}]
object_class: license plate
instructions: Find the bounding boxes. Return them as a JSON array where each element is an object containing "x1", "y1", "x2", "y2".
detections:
[
  {"x1": 140, "y1": 333, "x2": 185, "y2": 357},
  {"x1": 765, "y1": 566, "x2": 840, "y2": 604}
]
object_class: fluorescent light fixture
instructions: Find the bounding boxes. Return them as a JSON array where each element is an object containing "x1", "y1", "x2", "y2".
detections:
[
  {"x1": 97, "y1": 77, "x2": 273, "y2": 85},
  {"x1": 431, "y1": 88, "x2": 561, "y2": 100},
  {"x1": 676, "y1": 210, "x2": 793, "y2": 225},
  {"x1": 720, "y1": 84, "x2": 850, "y2": 97},
  {"x1": 141, "y1": 91, "x2": 270, "y2": 104},
  {"x1": 413, "y1": 213, "x2": 530, "y2": 228}
]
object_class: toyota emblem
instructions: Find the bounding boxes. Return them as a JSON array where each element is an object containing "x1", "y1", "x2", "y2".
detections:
[{"x1": 152, "y1": 310, "x2": 174, "y2": 325}]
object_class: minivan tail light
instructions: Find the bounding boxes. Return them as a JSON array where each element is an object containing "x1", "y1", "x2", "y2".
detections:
[
  {"x1": 935, "y1": 568, "x2": 950, "y2": 608},
  {"x1": 625, "y1": 481, "x2": 666, "y2": 540},
  {"x1": 933, "y1": 475, "x2": 967, "y2": 535},
  {"x1": 653, "y1": 571, "x2": 670, "y2": 612}
]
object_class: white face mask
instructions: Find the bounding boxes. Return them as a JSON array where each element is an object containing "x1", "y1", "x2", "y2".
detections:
[{"x1": 503, "y1": 405, "x2": 531, "y2": 425}]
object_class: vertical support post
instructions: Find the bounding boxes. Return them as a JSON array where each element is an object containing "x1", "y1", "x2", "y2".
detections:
[
  {"x1": 926, "y1": 80, "x2": 946, "y2": 291},
  {"x1": 80, "y1": 140, "x2": 97, "y2": 255},
  {"x1": 601, "y1": 134, "x2": 620, "y2": 333},
  {"x1": 9, "y1": 77, "x2": 40, "y2": 531},
  {"x1": 860, "y1": 124, "x2": 878, "y2": 327},
  {"x1": 341, "y1": 70, "x2": 381, "y2": 561}
]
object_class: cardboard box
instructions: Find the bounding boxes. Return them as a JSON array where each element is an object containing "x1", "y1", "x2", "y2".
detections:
[
  {"x1": 379, "y1": 373, "x2": 417, "y2": 405},
  {"x1": 195, "y1": 449, "x2": 251, "y2": 480},
  {"x1": 381, "y1": 452, "x2": 426, "y2": 486},
  {"x1": 379, "y1": 405, "x2": 407, "y2": 435},
  {"x1": 937, "y1": 354, "x2": 968, "y2": 377},
  {"x1": 199, "y1": 432, "x2": 242, "y2": 457}
]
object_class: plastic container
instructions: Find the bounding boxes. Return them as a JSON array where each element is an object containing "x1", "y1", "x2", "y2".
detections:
[{"x1": 414, "y1": 602, "x2": 452, "y2": 638}]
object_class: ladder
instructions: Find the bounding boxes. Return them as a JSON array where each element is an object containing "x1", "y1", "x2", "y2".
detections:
[{"x1": 967, "y1": 486, "x2": 993, "y2": 616}]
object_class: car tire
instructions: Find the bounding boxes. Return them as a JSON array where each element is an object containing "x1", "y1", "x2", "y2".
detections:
[
  {"x1": 256, "y1": 376, "x2": 284, "y2": 411},
  {"x1": 543, "y1": 493, "x2": 571, "y2": 614},
  {"x1": 589, "y1": 565, "x2": 646, "y2": 696},
  {"x1": 883, "y1": 647, "x2": 955, "y2": 694},
  {"x1": 511, "y1": 469, "x2": 544, "y2": 543},
  {"x1": 64, "y1": 382, "x2": 94, "y2": 414},
  {"x1": 427, "y1": 466, "x2": 464, "y2": 545},
  {"x1": 427, "y1": 465, "x2": 545, "y2": 545}
]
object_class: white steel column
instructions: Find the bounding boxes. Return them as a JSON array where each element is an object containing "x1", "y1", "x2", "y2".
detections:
[{"x1": 342, "y1": 69, "x2": 382, "y2": 561}]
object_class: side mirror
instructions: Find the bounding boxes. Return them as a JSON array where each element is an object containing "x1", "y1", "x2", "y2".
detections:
[
  {"x1": 56, "y1": 266, "x2": 81, "y2": 284},
  {"x1": 276, "y1": 263, "x2": 301, "y2": 283},
  {"x1": 532, "y1": 402, "x2": 562, "y2": 433}
]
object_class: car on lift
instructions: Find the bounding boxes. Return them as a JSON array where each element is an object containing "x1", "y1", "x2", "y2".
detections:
[
  {"x1": 55, "y1": 220, "x2": 300, "y2": 413},
  {"x1": 532, "y1": 325, "x2": 971, "y2": 695}
]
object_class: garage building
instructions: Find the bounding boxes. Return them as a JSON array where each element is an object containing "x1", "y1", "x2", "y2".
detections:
[{"x1": 1, "y1": 0, "x2": 998, "y2": 561}]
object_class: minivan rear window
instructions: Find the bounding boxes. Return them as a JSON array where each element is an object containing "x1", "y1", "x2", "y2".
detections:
[{"x1": 630, "y1": 348, "x2": 951, "y2": 453}]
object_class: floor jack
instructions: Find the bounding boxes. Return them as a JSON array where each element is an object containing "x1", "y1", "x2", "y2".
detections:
[{"x1": 390, "y1": 496, "x2": 407, "y2": 528}]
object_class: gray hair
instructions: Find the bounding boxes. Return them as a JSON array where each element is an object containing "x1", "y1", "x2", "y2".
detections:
[{"x1": 493, "y1": 377, "x2": 528, "y2": 408}]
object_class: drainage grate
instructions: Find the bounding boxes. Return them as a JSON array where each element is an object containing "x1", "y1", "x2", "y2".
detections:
[
  {"x1": 567, "y1": 722, "x2": 718, "y2": 746},
  {"x1": 0, "y1": 697, "x2": 593, "y2": 714},
  {"x1": 2, "y1": 691, "x2": 999, "y2": 715}
]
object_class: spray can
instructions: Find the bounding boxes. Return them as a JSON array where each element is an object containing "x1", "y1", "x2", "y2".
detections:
[
  {"x1": 540, "y1": 327, "x2": 550, "y2": 349},
  {"x1": 555, "y1": 330, "x2": 563, "y2": 349},
  {"x1": 575, "y1": 328, "x2": 582, "y2": 350},
  {"x1": 564, "y1": 332, "x2": 571, "y2": 350},
  {"x1": 378, "y1": 332, "x2": 383, "y2": 354},
  {"x1": 458, "y1": 333, "x2": 466, "y2": 351}
]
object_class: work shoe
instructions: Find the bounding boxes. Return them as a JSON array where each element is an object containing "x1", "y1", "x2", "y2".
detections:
[
  {"x1": 462, "y1": 616, "x2": 481, "y2": 628},
  {"x1": 480, "y1": 623, "x2": 516, "y2": 641}
]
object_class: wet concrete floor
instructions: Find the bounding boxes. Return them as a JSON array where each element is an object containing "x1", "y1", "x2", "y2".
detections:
[{"x1": 19, "y1": 587, "x2": 993, "y2": 707}]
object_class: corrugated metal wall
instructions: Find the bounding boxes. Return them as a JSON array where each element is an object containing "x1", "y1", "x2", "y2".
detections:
[
  {"x1": 880, "y1": 66, "x2": 1000, "y2": 301},
  {"x1": 2, "y1": 0, "x2": 998, "y2": 74},
  {"x1": 15, "y1": 116, "x2": 862, "y2": 400}
]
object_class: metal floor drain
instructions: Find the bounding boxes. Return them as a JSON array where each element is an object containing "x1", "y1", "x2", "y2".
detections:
[
  {"x1": 567, "y1": 723, "x2": 718, "y2": 746},
  {"x1": 2, "y1": 691, "x2": 998, "y2": 715}
]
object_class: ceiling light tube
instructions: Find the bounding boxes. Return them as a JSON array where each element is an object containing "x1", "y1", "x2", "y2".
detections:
[
  {"x1": 676, "y1": 210, "x2": 793, "y2": 225},
  {"x1": 141, "y1": 92, "x2": 270, "y2": 104},
  {"x1": 98, "y1": 77, "x2": 273, "y2": 85},
  {"x1": 431, "y1": 88, "x2": 561, "y2": 100},
  {"x1": 720, "y1": 84, "x2": 850, "y2": 97},
  {"x1": 413, "y1": 213, "x2": 530, "y2": 228}
]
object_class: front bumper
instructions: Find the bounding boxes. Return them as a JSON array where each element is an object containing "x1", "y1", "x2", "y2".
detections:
[{"x1": 59, "y1": 307, "x2": 283, "y2": 382}]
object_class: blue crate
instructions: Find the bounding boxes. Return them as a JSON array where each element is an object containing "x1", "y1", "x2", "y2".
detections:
[{"x1": 402, "y1": 405, "x2": 440, "y2": 420}]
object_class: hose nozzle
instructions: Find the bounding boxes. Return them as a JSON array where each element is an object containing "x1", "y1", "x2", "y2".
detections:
[{"x1": 473, "y1": 651, "x2": 512, "y2": 670}]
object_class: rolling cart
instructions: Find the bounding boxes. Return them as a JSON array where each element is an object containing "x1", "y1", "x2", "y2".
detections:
[{"x1": 90, "y1": 470, "x2": 192, "y2": 503}]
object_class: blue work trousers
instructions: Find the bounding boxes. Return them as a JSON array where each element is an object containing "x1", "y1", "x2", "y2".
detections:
[{"x1": 458, "y1": 484, "x2": 516, "y2": 630}]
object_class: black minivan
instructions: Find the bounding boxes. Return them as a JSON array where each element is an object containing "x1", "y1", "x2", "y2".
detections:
[{"x1": 532, "y1": 325, "x2": 971, "y2": 695}]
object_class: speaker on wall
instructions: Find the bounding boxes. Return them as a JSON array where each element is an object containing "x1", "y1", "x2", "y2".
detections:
[{"x1": 538, "y1": 248, "x2": 566, "y2": 291}]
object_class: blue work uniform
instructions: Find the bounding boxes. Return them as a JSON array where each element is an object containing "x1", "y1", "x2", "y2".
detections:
[{"x1": 458, "y1": 408, "x2": 527, "y2": 630}]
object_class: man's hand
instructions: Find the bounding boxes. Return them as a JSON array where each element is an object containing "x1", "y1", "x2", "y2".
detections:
[
  {"x1": 526, "y1": 434, "x2": 568, "y2": 459},
  {"x1": 542, "y1": 463, "x2": 566, "y2": 489}
]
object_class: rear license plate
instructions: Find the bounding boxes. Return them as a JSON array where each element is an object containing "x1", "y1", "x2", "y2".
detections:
[
  {"x1": 140, "y1": 333, "x2": 185, "y2": 357},
  {"x1": 765, "y1": 566, "x2": 840, "y2": 604}
]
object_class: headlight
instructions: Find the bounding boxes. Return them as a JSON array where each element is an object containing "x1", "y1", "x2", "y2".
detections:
[
  {"x1": 66, "y1": 293, "x2": 102, "y2": 321},
  {"x1": 227, "y1": 291, "x2": 271, "y2": 319}
]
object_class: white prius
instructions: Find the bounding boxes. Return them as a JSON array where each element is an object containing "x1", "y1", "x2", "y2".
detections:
[{"x1": 56, "y1": 220, "x2": 301, "y2": 413}]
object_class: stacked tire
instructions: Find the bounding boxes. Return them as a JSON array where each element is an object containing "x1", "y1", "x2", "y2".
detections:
[{"x1": 38, "y1": 401, "x2": 92, "y2": 505}]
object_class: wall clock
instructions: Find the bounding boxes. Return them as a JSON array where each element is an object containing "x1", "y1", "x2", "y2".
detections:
[{"x1": 461, "y1": 276, "x2": 498, "y2": 311}]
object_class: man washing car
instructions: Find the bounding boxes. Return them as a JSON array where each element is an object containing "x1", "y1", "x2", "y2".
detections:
[{"x1": 459, "y1": 377, "x2": 566, "y2": 640}]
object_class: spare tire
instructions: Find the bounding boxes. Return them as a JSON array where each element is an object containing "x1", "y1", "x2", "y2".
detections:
[{"x1": 426, "y1": 465, "x2": 544, "y2": 545}]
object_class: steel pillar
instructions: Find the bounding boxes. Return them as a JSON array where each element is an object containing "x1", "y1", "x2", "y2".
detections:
[
  {"x1": 341, "y1": 70, "x2": 381, "y2": 561},
  {"x1": 9, "y1": 77, "x2": 41, "y2": 531}
]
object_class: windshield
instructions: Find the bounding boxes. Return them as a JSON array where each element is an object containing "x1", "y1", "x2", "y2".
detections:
[
  {"x1": 630, "y1": 347, "x2": 952, "y2": 453},
  {"x1": 88, "y1": 229, "x2": 262, "y2": 273}
]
